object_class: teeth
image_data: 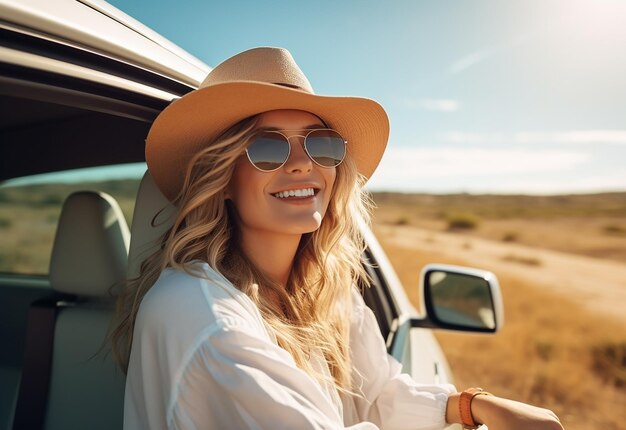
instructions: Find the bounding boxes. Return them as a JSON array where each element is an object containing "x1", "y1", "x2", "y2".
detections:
[{"x1": 273, "y1": 188, "x2": 315, "y2": 198}]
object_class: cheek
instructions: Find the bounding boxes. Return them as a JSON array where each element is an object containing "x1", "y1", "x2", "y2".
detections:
[
  {"x1": 229, "y1": 158, "x2": 255, "y2": 195},
  {"x1": 228, "y1": 162, "x2": 250, "y2": 206},
  {"x1": 228, "y1": 161, "x2": 269, "y2": 215},
  {"x1": 322, "y1": 168, "x2": 337, "y2": 208},
  {"x1": 325, "y1": 168, "x2": 337, "y2": 194}
]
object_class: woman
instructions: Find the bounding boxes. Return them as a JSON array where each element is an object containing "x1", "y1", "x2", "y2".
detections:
[{"x1": 113, "y1": 47, "x2": 563, "y2": 429}]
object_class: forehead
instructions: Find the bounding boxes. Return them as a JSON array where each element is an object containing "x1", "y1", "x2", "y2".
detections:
[{"x1": 256, "y1": 109, "x2": 325, "y2": 129}]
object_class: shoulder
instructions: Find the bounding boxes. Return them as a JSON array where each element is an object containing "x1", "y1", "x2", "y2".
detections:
[
  {"x1": 350, "y1": 286, "x2": 368, "y2": 323},
  {"x1": 135, "y1": 261, "x2": 267, "y2": 341},
  {"x1": 125, "y1": 263, "x2": 275, "y2": 426}
]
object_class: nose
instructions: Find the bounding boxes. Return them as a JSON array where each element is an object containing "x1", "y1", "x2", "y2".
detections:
[{"x1": 283, "y1": 135, "x2": 312, "y2": 173}]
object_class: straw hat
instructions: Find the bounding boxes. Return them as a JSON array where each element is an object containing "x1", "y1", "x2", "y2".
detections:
[{"x1": 146, "y1": 47, "x2": 389, "y2": 201}]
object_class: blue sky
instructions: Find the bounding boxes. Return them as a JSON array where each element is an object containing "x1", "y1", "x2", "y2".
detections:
[{"x1": 109, "y1": 0, "x2": 626, "y2": 194}]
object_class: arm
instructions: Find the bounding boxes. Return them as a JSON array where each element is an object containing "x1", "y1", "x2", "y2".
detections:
[
  {"x1": 348, "y1": 291, "x2": 563, "y2": 430},
  {"x1": 445, "y1": 391, "x2": 564, "y2": 429},
  {"x1": 347, "y1": 291, "x2": 455, "y2": 430}
]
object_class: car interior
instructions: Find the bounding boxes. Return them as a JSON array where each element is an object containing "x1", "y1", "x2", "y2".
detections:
[
  {"x1": 0, "y1": 82, "x2": 153, "y2": 183},
  {"x1": 0, "y1": 62, "x2": 156, "y2": 427},
  {"x1": 4, "y1": 172, "x2": 190, "y2": 429}
]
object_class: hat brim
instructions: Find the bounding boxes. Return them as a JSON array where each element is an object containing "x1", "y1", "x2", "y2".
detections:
[{"x1": 146, "y1": 81, "x2": 389, "y2": 201}]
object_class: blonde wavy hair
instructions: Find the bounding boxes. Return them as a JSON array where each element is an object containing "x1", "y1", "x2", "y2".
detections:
[{"x1": 112, "y1": 114, "x2": 372, "y2": 393}]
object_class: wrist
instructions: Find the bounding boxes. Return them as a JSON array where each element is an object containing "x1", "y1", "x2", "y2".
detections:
[
  {"x1": 445, "y1": 393, "x2": 462, "y2": 424},
  {"x1": 457, "y1": 388, "x2": 493, "y2": 429},
  {"x1": 468, "y1": 390, "x2": 493, "y2": 425}
]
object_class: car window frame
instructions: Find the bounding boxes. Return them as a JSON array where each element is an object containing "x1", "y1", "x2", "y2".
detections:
[{"x1": 361, "y1": 247, "x2": 401, "y2": 350}]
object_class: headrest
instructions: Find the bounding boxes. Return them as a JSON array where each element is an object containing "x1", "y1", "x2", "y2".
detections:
[
  {"x1": 49, "y1": 191, "x2": 130, "y2": 297},
  {"x1": 127, "y1": 171, "x2": 177, "y2": 279}
]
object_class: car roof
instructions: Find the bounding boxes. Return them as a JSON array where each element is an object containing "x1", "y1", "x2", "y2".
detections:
[
  {"x1": 0, "y1": 0, "x2": 211, "y2": 182},
  {"x1": 0, "y1": 0, "x2": 210, "y2": 87}
]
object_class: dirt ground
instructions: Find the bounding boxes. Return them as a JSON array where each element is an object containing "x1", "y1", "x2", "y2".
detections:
[{"x1": 375, "y1": 224, "x2": 626, "y2": 323}]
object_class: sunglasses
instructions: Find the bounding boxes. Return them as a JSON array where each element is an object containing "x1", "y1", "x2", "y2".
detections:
[{"x1": 245, "y1": 128, "x2": 347, "y2": 172}]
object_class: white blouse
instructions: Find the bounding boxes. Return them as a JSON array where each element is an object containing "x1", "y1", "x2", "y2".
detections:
[{"x1": 124, "y1": 261, "x2": 455, "y2": 430}]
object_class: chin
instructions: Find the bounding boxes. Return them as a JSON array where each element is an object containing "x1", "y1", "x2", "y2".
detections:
[
  {"x1": 286, "y1": 220, "x2": 322, "y2": 235},
  {"x1": 297, "y1": 212, "x2": 324, "y2": 233}
]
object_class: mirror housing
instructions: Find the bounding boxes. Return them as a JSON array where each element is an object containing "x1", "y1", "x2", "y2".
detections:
[{"x1": 411, "y1": 264, "x2": 504, "y2": 333}]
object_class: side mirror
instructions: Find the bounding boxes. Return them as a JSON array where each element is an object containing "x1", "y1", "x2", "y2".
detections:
[{"x1": 411, "y1": 264, "x2": 504, "y2": 333}]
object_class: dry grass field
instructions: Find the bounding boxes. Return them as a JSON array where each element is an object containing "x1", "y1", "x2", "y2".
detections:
[
  {"x1": 373, "y1": 192, "x2": 626, "y2": 263},
  {"x1": 372, "y1": 192, "x2": 626, "y2": 430}
]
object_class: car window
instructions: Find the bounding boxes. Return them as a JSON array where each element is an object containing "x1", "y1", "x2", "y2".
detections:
[{"x1": 0, "y1": 164, "x2": 145, "y2": 275}]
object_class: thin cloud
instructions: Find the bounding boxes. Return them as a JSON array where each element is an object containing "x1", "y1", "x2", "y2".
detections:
[
  {"x1": 441, "y1": 131, "x2": 504, "y2": 144},
  {"x1": 447, "y1": 48, "x2": 497, "y2": 75},
  {"x1": 514, "y1": 130, "x2": 626, "y2": 145},
  {"x1": 376, "y1": 148, "x2": 588, "y2": 177},
  {"x1": 403, "y1": 98, "x2": 460, "y2": 112},
  {"x1": 447, "y1": 30, "x2": 540, "y2": 75},
  {"x1": 368, "y1": 147, "x2": 591, "y2": 192},
  {"x1": 440, "y1": 130, "x2": 626, "y2": 145}
]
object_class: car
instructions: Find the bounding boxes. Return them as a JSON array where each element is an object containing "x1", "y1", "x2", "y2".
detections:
[{"x1": 0, "y1": 1, "x2": 504, "y2": 429}]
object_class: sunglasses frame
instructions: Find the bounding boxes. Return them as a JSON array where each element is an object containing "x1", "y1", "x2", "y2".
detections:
[{"x1": 245, "y1": 128, "x2": 347, "y2": 172}]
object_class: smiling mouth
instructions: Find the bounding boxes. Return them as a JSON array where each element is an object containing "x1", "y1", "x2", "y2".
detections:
[{"x1": 272, "y1": 187, "x2": 318, "y2": 199}]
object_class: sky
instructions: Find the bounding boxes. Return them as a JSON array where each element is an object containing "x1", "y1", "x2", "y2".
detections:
[{"x1": 108, "y1": 0, "x2": 626, "y2": 194}]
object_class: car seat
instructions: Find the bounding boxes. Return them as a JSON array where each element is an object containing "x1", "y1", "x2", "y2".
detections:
[
  {"x1": 13, "y1": 191, "x2": 129, "y2": 430},
  {"x1": 127, "y1": 170, "x2": 177, "y2": 279}
]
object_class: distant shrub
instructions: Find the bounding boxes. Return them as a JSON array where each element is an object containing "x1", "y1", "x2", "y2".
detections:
[
  {"x1": 535, "y1": 339, "x2": 554, "y2": 361},
  {"x1": 592, "y1": 341, "x2": 626, "y2": 388},
  {"x1": 502, "y1": 232, "x2": 519, "y2": 242},
  {"x1": 39, "y1": 194, "x2": 64, "y2": 206},
  {"x1": 446, "y1": 213, "x2": 480, "y2": 230},
  {"x1": 603, "y1": 224, "x2": 626, "y2": 236},
  {"x1": 502, "y1": 254, "x2": 542, "y2": 266},
  {"x1": 393, "y1": 216, "x2": 410, "y2": 226},
  {"x1": 0, "y1": 217, "x2": 12, "y2": 228},
  {"x1": 0, "y1": 251, "x2": 28, "y2": 272}
]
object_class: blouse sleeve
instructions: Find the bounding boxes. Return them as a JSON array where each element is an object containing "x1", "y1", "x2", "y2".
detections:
[
  {"x1": 345, "y1": 290, "x2": 456, "y2": 430},
  {"x1": 169, "y1": 318, "x2": 380, "y2": 430}
]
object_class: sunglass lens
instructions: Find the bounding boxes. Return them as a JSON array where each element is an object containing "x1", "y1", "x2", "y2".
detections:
[
  {"x1": 247, "y1": 132, "x2": 290, "y2": 171},
  {"x1": 305, "y1": 129, "x2": 346, "y2": 167}
]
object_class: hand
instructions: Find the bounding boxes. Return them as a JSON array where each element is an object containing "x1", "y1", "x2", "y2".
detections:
[{"x1": 471, "y1": 394, "x2": 563, "y2": 430}]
